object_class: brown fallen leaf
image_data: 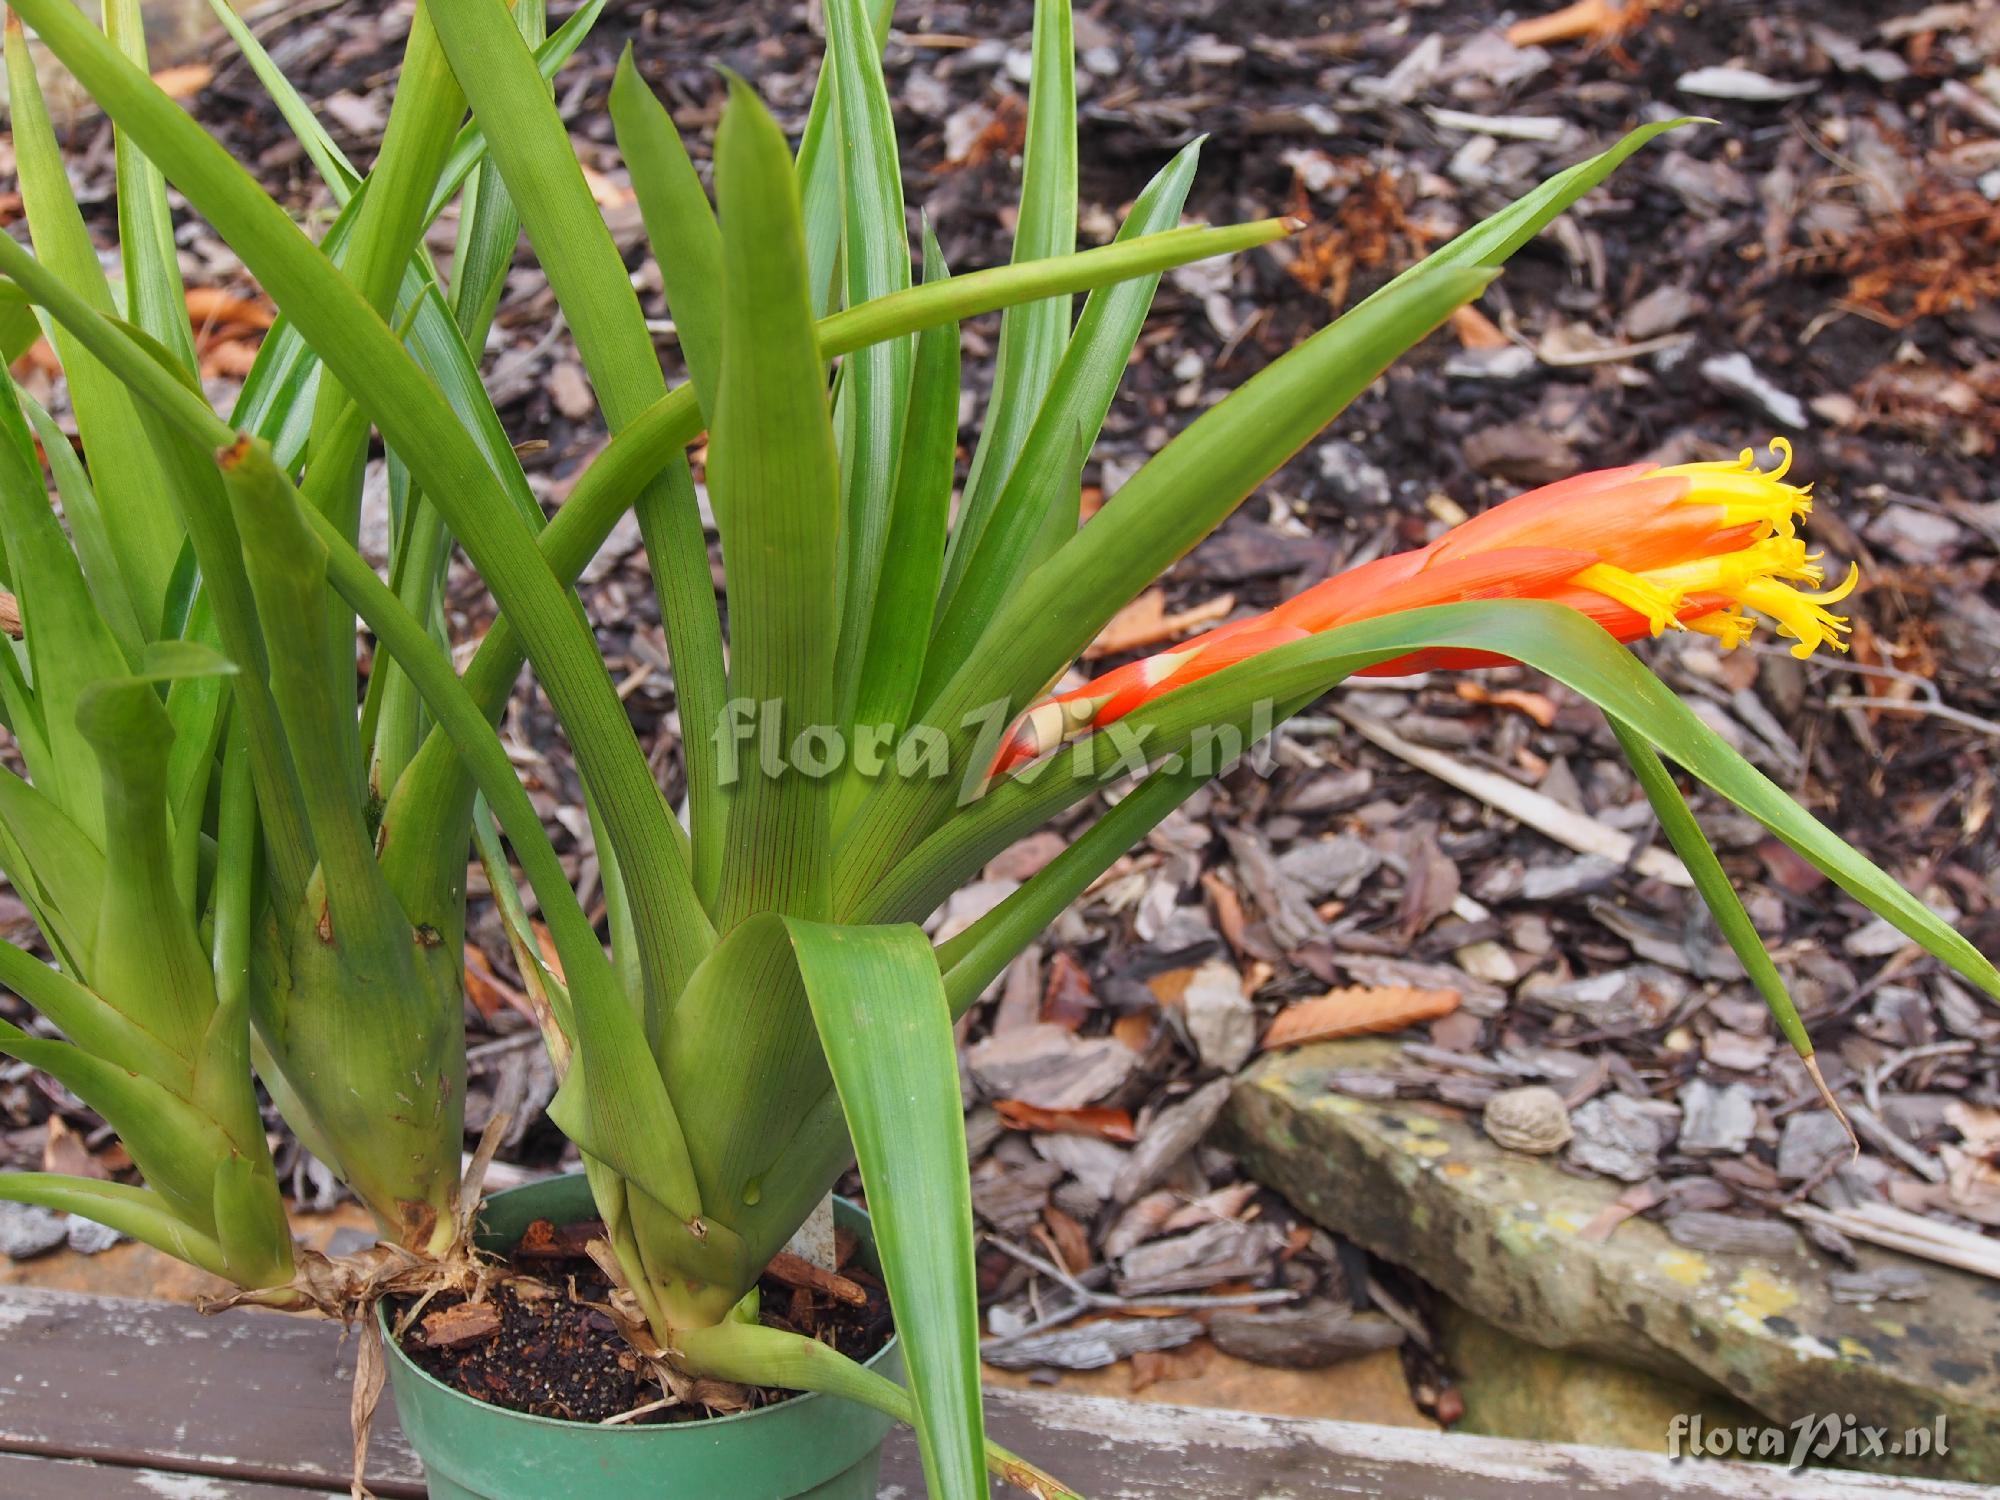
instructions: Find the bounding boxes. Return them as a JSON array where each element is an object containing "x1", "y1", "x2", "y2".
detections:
[
  {"x1": 1449, "y1": 303, "x2": 1510, "y2": 350},
  {"x1": 463, "y1": 944, "x2": 535, "y2": 1025},
  {"x1": 151, "y1": 62, "x2": 213, "y2": 100},
  {"x1": 1085, "y1": 587, "x2": 1236, "y2": 659},
  {"x1": 993, "y1": 1098, "x2": 1139, "y2": 1143},
  {"x1": 1200, "y1": 869, "x2": 1249, "y2": 957},
  {"x1": 1112, "y1": 1011, "x2": 1157, "y2": 1052},
  {"x1": 1504, "y1": 0, "x2": 1650, "y2": 48},
  {"x1": 198, "y1": 338, "x2": 262, "y2": 381},
  {"x1": 43, "y1": 1116, "x2": 109, "y2": 1179},
  {"x1": 185, "y1": 286, "x2": 276, "y2": 332},
  {"x1": 1455, "y1": 679, "x2": 1558, "y2": 728},
  {"x1": 1040, "y1": 949, "x2": 1099, "y2": 1031},
  {"x1": 1262, "y1": 985, "x2": 1460, "y2": 1050}
]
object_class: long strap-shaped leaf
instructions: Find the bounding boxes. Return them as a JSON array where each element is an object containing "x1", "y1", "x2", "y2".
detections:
[
  {"x1": 1609, "y1": 719, "x2": 1847, "y2": 1120},
  {"x1": 940, "y1": 0, "x2": 1077, "y2": 613},
  {"x1": 704, "y1": 78, "x2": 842, "y2": 929},
  {"x1": 784, "y1": 920, "x2": 988, "y2": 1500},
  {"x1": 840, "y1": 227, "x2": 961, "y2": 783},
  {"x1": 4, "y1": 15, "x2": 179, "y2": 630},
  {"x1": 824, "y1": 0, "x2": 914, "y2": 726},
  {"x1": 8, "y1": 0, "x2": 714, "y2": 1004},
  {"x1": 425, "y1": 0, "x2": 727, "y2": 945}
]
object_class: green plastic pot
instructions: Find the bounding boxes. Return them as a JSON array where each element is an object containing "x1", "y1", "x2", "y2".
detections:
[{"x1": 380, "y1": 1175, "x2": 901, "y2": 1500}]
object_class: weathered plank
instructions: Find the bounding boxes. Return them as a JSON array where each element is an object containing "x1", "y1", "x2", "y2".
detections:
[
  {"x1": 0, "y1": 1451, "x2": 326, "y2": 1498},
  {"x1": 0, "y1": 1283, "x2": 424, "y2": 1497},
  {"x1": 1, "y1": 1286, "x2": 1986, "y2": 1498},
  {"x1": 950, "y1": 1393, "x2": 1987, "y2": 1499}
]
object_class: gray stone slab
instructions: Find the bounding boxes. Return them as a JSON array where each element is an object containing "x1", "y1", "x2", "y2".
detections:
[{"x1": 1226, "y1": 1038, "x2": 2000, "y2": 1485}]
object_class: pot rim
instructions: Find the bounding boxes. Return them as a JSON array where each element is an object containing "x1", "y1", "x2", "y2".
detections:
[{"x1": 379, "y1": 1182, "x2": 896, "y2": 1437}]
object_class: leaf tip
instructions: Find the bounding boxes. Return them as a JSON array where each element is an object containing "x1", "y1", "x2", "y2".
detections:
[{"x1": 1801, "y1": 1052, "x2": 1858, "y2": 1157}]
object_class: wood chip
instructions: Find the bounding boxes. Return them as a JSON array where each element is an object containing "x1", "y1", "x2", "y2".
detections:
[
  {"x1": 417, "y1": 1301, "x2": 501, "y2": 1351},
  {"x1": 765, "y1": 1250, "x2": 868, "y2": 1307}
]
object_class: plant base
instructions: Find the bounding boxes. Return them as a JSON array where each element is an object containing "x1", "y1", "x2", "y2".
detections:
[{"x1": 381, "y1": 1175, "x2": 902, "y2": 1500}]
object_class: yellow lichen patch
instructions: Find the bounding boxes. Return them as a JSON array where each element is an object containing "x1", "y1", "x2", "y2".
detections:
[
  {"x1": 1545, "y1": 1207, "x2": 1593, "y2": 1236},
  {"x1": 1656, "y1": 1249, "x2": 1712, "y2": 1287},
  {"x1": 1872, "y1": 1319, "x2": 1907, "y2": 1339},
  {"x1": 1726, "y1": 1267, "x2": 1799, "y2": 1322},
  {"x1": 1837, "y1": 1337, "x2": 1875, "y2": 1362},
  {"x1": 1401, "y1": 1135, "x2": 1451, "y2": 1158}
]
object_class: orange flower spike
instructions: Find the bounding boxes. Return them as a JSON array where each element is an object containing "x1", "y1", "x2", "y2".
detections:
[{"x1": 993, "y1": 440, "x2": 1855, "y2": 777}]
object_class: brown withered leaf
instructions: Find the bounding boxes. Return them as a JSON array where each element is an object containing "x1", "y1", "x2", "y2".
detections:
[
  {"x1": 1040, "y1": 949, "x2": 1099, "y2": 1031},
  {"x1": 1262, "y1": 986, "x2": 1461, "y2": 1050},
  {"x1": 993, "y1": 1099, "x2": 1139, "y2": 1144},
  {"x1": 43, "y1": 1116, "x2": 108, "y2": 1180},
  {"x1": 184, "y1": 286, "x2": 275, "y2": 332}
]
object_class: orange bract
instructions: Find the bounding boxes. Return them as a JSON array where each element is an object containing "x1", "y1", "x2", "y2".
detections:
[{"x1": 994, "y1": 440, "x2": 1857, "y2": 777}]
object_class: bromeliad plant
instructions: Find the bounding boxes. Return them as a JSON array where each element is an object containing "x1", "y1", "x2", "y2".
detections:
[{"x1": 0, "y1": 1, "x2": 1995, "y2": 1496}]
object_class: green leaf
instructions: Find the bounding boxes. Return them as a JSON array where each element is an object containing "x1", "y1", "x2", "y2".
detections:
[
  {"x1": 939, "y1": 0, "x2": 1078, "y2": 614},
  {"x1": 433, "y1": 215, "x2": 1296, "y2": 772},
  {"x1": 4, "y1": 14, "x2": 180, "y2": 630},
  {"x1": 1609, "y1": 721, "x2": 1816, "y2": 1059},
  {"x1": 0, "y1": 932, "x2": 150, "y2": 1079},
  {"x1": 676, "y1": 1321, "x2": 1078, "y2": 1500},
  {"x1": 107, "y1": 0, "x2": 199, "y2": 375},
  {"x1": 0, "y1": 381, "x2": 131, "y2": 841},
  {"x1": 75, "y1": 660, "x2": 229, "y2": 1073},
  {"x1": 842, "y1": 227, "x2": 960, "y2": 763},
  {"x1": 705, "y1": 79, "x2": 843, "y2": 929},
  {"x1": 1357, "y1": 118, "x2": 1699, "y2": 311},
  {"x1": 611, "y1": 46, "x2": 723, "y2": 418},
  {"x1": 0, "y1": 1016, "x2": 230, "y2": 1228},
  {"x1": 785, "y1": 919, "x2": 988, "y2": 1500},
  {"x1": 824, "y1": 0, "x2": 914, "y2": 725},
  {"x1": 657, "y1": 915, "x2": 830, "y2": 1226},
  {"x1": 203, "y1": 0, "x2": 361, "y2": 200},
  {"x1": 427, "y1": 0, "x2": 721, "y2": 976},
  {"x1": 0, "y1": 1173, "x2": 227, "y2": 1278},
  {"x1": 0, "y1": 768, "x2": 104, "y2": 969},
  {"x1": 923, "y1": 138, "x2": 1205, "y2": 703},
  {"x1": 17, "y1": 386, "x2": 145, "y2": 658},
  {"x1": 227, "y1": 2, "x2": 608, "y2": 457},
  {"x1": 797, "y1": 0, "x2": 895, "y2": 316}
]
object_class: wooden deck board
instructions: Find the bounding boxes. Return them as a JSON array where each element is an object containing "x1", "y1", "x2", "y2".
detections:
[
  {"x1": 0, "y1": 1285, "x2": 1978, "y2": 1497},
  {"x1": 0, "y1": 1450, "x2": 329, "y2": 1498}
]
